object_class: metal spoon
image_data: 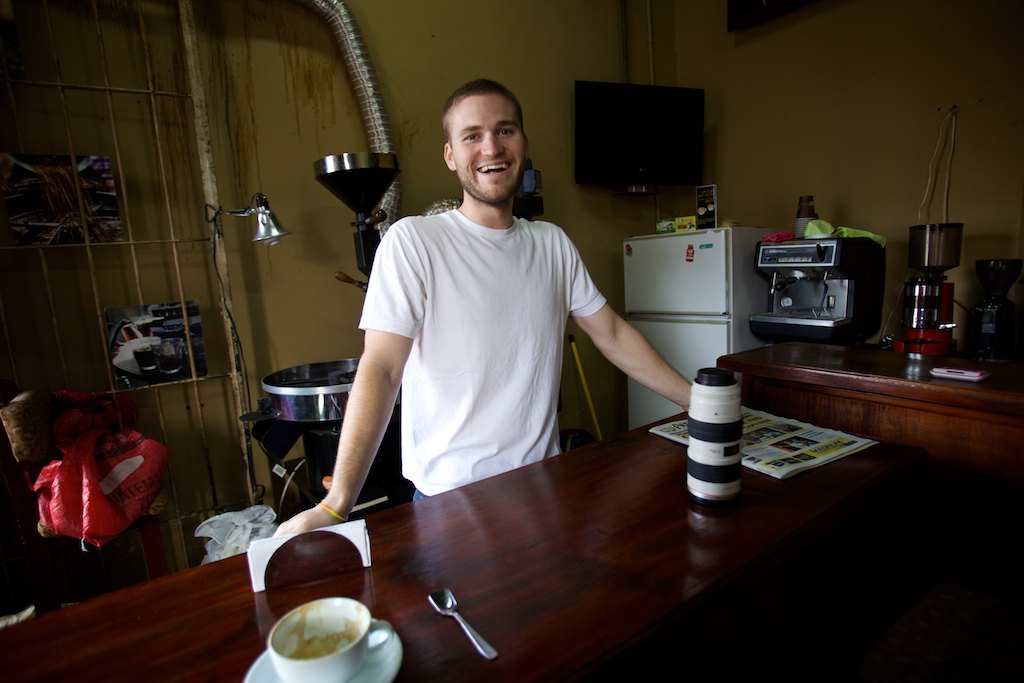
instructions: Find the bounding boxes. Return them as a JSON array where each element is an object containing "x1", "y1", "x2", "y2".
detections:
[{"x1": 428, "y1": 588, "x2": 498, "y2": 659}]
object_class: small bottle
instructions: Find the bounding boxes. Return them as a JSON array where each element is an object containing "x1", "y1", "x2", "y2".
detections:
[{"x1": 686, "y1": 368, "x2": 743, "y2": 504}]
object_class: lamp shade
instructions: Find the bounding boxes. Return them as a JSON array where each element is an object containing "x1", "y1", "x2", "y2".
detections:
[{"x1": 252, "y1": 194, "x2": 291, "y2": 245}]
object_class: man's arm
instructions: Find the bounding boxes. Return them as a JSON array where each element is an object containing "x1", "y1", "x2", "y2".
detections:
[
  {"x1": 573, "y1": 303, "x2": 691, "y2": 411},
  {"x1": 274, "y1": 329, "x2": 412, "y2": 536}
]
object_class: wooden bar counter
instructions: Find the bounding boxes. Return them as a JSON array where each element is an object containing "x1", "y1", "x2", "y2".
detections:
[
  {"x1": 0, "y1": 422, "x2": 925, "y2": 682},
  {"x1": 719, "y1": 341, "x2": 1024, "y2": 598}
]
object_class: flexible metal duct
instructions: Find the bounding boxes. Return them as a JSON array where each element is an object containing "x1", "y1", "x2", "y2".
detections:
[{"x1": 293, "y1": 0, "x2": 400, "y2": 229}]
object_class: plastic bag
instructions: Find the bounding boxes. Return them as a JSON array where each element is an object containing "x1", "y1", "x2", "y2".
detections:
[
  {"x1": 194, "y1": 504, "x2": 278, "y2": 564},
  {"x1": 33, "y1": 390, "x2": 169, "y2": 548},
  {"x1": 805, "y1": 219, "x2": 887, "y2": 247}
]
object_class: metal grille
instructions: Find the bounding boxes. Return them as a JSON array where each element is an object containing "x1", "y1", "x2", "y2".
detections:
[{"x1": 0, "y1": 0, "x2": 252, "y2": 572}]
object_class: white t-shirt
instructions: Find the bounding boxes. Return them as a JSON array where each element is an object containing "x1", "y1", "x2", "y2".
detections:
[{"x1": 359, "y1": 209, "x2": 606, "y2": 495}]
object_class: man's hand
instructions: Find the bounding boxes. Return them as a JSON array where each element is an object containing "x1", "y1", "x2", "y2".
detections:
[{"x1": 273, "y1": 504, "x2": 339, "y2": 537}]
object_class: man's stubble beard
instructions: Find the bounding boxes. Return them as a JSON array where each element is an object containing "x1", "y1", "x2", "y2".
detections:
[{"x1": 457, "y1": 165, "x2": 525, "y2": 209}]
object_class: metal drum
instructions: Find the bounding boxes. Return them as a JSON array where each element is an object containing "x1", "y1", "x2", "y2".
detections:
[{"x1": 261, "y1": 359, "x2": 358, "y2": 422}]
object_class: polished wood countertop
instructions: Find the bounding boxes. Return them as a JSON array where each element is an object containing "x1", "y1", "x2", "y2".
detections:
[
  {"x1": 719, "y1": 342, "x2": 1024, "y2": 418},
  {"x1": 0, "y1": 423, "x2": 925, "y2": 682},
  {"x1": 717, "y1": 341, "x2": 1024, "y2": 601}
]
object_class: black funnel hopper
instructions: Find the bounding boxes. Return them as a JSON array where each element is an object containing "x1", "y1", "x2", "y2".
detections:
[
  {"x1": 314, "y1": 153, "x2": 398, "y2": 222},
  {"x1": 314, "y1": 152, "x2": 399, "y2": 277},
  {"x1": 977, "y1": 259, "x2": 1022, "y2": 299}
]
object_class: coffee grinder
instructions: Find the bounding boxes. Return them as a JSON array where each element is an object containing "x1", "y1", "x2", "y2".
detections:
[
  {"x1": 967, "y1": 259, "x2": 1022, "y2": 361},
  {"x1": 891, "y1": 223, "x2": 963, "y2": 356}
]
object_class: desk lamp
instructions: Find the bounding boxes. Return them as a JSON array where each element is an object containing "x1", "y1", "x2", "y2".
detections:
[{"x1": 205, "y1": 192, "x2": 291, "y2": 245}]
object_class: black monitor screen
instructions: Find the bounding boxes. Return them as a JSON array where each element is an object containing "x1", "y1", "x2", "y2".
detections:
[{"x1": 574, "y1": 80, "x2": 704, "y2": 189}]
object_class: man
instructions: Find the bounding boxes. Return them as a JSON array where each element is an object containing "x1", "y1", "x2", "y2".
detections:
[{"x1": 275, "y1": 79, "x2": 690, "y2": 535}]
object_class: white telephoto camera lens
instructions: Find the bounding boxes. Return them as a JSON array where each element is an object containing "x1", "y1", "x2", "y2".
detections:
[{"x1": 687, "y1": 368, "x2": 743, "y2": 504}]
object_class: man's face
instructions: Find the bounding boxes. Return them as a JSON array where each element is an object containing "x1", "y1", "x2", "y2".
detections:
[{"x1": 443, "y1": 93, "x2": 528, "y2": 209}]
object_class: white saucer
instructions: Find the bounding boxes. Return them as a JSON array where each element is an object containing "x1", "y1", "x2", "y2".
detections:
[{"x1": 244, "y1": 631, "x2": 402, "y2": 683}]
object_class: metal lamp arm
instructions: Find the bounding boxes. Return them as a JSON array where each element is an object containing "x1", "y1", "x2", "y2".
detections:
[{"x1": 205, "y1": 193, "x2": 265, "y2": 223}]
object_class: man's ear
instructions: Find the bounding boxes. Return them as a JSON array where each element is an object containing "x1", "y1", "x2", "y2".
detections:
[{"x1": 443, "y1": 142, "x2": 456, "y2": 171}]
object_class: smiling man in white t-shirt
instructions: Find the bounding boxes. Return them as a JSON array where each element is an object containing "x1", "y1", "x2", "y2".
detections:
[{"x1": 276, "y1": 79, "x2": 692, "y2": 535}]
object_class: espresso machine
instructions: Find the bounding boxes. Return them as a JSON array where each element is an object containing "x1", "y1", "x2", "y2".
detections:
[
  {"x1": 749, "y1": 237, "x2": 886, "y2": 344},
  {"x1": 967, "y1": 258, "x2": 1022, "y2": 361},
  {"x1": 890, "y1": 223, "x2": 962, "y2": 356}
]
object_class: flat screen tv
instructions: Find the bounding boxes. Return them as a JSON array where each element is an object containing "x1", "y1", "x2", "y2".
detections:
[{"x1": 574, "y1": 80, "x2": 704, "y2": 192}]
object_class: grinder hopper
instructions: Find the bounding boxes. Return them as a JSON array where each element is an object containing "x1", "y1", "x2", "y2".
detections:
[
  {"x1": 314, "y1": 152, "x2": 399, "y2": 276},
  {"x1": 908, "y1": 223, "x2": 963, "y2": 275}
]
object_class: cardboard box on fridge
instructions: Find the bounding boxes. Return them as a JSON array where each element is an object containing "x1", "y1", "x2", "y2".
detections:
[
  {"x1": 675, "y1": 216, "x2": 697, "y2": 232},
  {"x1": 655, "y1": 216, "x2": 698, "y2": 233}
]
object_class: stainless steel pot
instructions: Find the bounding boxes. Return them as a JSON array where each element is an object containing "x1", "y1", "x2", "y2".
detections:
[{"x1": 261, "y1": 359, "x2": 358, "y2": 422}]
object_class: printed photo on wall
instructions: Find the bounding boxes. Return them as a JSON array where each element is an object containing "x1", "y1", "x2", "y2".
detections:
[
  {"x1": 1, "y1": 152, "x2": 123, "y2": 246},
  {"x1": 105, "y1": 300, "x2": 208, "y2": 388}
]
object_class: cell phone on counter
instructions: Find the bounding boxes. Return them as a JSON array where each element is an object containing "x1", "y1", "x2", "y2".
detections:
[{"x1": 929, "y1": 367, "x2": 991, "y2": 382}]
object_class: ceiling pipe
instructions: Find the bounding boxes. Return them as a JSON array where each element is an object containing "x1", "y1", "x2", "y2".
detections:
[{"x1": 292, "y1": 0, "x2": 401, "y2": 229}]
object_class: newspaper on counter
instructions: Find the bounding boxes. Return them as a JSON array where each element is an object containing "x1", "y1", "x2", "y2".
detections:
[{"x1": 649, "y1": 408, "x2": 878, "y2": 480}]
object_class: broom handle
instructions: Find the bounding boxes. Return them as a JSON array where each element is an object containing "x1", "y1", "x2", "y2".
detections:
[{"x1": 569, "y1": 335, "x2": 602, "y2": 440}]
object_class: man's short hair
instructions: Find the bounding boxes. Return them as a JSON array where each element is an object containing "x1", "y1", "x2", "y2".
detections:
[{"x1": 442, "y1": 78, "x2": 524, "y2": 141}]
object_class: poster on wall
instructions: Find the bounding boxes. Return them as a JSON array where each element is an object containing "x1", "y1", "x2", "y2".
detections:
[
  {"x1": 1, "y1": 152, "x2": 123, "y2": 246},
  {"x1": 104, "y1": 300, "x2": 208, "y2": 389}
]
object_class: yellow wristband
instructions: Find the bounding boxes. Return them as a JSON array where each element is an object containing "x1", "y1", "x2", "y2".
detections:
[{"x1": 318, "y1": 501, "x2": 346, "y2": 522}]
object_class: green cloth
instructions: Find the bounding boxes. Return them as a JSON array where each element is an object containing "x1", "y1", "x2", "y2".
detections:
[{"x1": 805, "y1": 219, "x2": 886, "y2": 248}]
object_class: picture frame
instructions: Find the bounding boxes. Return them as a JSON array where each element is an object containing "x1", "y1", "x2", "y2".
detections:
[
  {"x1": 1, "y1": 152, "x2": 123, "y2": 246},
  {"x1": 104, "y1": 300, "x2": 207, "y2": 388}
]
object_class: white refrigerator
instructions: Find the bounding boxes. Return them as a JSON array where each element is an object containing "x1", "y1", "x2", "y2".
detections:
[{"x1": 623, "y1": 227, "x2": 771, "y2": 428}]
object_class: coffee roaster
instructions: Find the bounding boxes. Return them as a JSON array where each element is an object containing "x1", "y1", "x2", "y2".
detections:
[
  {"x1": 249, "y1": 152, "x2": 411, "y2": 516},
  {"x1": 255, "y1": 360, "x2": 410, "y2": 514}
]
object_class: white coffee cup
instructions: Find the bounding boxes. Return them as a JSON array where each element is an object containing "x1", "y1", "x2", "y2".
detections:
[{"x1": 268, "y1": 597, "x2": 393, "y2": 683}]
